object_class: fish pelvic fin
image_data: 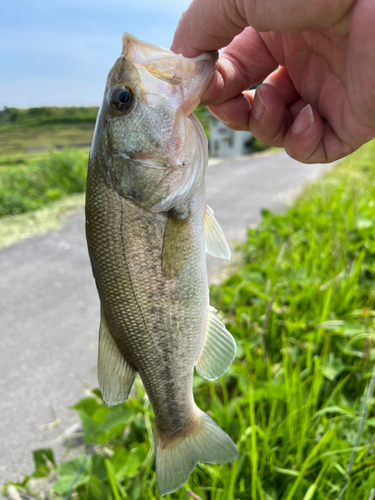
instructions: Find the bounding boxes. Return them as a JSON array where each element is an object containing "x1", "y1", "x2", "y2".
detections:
[
  {"x1": 154, "y1": 406, "x2": 238, "y2": 496},
  {"x1": 204, "y1": 205, "x2": 231, "y2": 260},
  {"x1": 98, "y1": 310, "x2": 136, "y2": 405},
  {"x1": 195, "y1": 306, "x2": 237, "y2": 380}
]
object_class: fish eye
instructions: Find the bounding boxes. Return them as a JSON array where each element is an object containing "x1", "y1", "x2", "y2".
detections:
[{"x1": 111, "y1": 86, "x2": 134, "y2": 112}]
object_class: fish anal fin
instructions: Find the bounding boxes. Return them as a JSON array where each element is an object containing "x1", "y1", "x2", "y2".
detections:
[
  {"x1": 98, "y1": 311, "x2": 136, "y2": 406},
  {"x1": 204, "y1": 205, "x2": 231, "y2": 260},
  {"x1": 195, "y1": 306, "x2": 236, "y2": 380},
  {"x1": 155, "y1": 406, "x2": 238, "y2": 496}
]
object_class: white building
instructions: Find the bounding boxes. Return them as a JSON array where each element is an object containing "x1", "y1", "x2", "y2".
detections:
[{"x1": 209, "y1": 116, "x2": 253, "y2": 158}]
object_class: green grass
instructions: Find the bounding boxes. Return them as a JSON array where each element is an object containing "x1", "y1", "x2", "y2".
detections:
[
  {"x1": 4, "y1": 139, "x2": 375, "y2": 500},
  {"x1": 0, "y1": 148, "x2": 88, "y2": 217}
]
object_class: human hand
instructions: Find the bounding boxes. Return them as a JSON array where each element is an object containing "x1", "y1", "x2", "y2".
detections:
[{"x1": 171, "y1": 0, "x2": 375, "y2": 163}]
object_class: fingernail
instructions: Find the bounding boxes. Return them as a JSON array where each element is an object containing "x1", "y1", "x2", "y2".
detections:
[
  {"x1": 252, "y1": 86, "x2": 266, "y2": 119},
  {"x1": 292, "y1": 104, "x2": 314, "y2": 135}
]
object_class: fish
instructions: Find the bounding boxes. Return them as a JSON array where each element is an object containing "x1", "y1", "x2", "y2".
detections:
[{"x1": 85, "y1": 33, "x2": 239, "y2": 496}]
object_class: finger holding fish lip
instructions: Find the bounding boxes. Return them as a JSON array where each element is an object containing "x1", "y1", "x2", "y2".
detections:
[{"x1": 196, "y1": 27, "x2": 278, "y2": 107}]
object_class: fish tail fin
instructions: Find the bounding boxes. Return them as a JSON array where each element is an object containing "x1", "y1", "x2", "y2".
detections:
[{"x1": 154, "y1": 406, "x2": 238, "y2": 496}]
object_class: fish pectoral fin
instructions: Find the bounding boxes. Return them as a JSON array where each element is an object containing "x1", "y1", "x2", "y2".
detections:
[
  {"x1": 195, "y1": 306, "x2": 236, "y2": 380},
  {"x1": 204, "y1": 205, "x2": 231, "y2": 260},
  {"x1": 98, "y1": 311, "x2": 136, "y2": 406}
]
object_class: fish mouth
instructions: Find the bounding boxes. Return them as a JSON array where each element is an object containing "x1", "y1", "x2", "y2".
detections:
[{"x1": 121, "y1": 32, "x2": 218, "y2": 115}]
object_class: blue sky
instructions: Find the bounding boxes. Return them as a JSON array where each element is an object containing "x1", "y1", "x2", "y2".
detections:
[{"x1": 1, "y1": 0, "x2": 192, "y2": 108}]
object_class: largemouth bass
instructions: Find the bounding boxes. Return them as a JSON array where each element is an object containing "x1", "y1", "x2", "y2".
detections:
[{"x1": 85, "y1": 33, "x2": 238, "y2": 496}]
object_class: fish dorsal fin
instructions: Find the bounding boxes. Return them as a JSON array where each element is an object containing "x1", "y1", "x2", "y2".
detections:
[
  {"x1": 98, "y1": 310, "x2": 136, "y2": 406},
  {"x1": 204, "y1": 206, "x2": 231, "y2": 260},
  {"x1": 195, "y1": 307, "x2": 236, "y2": 380}
]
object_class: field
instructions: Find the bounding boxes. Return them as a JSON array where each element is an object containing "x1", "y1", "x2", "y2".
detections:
[
  {"x1": 0, "y1": 105, "x2": 266, "y2": 221},
  {"x1": 0, "y1": 107, "x2": 94, "y2": 222},
  {"x1": 0, "y1": 107, "x2": 97, "y2": 157},
  {"x1": 0, "y1": 105, "x2": 212, "y2": 223},
  {"x1": 3, "y1": 138, "x2": 375, "y2": 499},
  {"x1": 0, "y1": 105, "x2": 210, "y2": 160}
]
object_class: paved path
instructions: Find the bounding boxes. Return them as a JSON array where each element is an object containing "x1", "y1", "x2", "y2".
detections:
[{"x1": 0, "y1": 151, "x2": 333, "y2": 485}]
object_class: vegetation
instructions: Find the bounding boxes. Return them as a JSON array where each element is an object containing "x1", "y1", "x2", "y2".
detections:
[
  {"x1": 0, "y1": 104, "x2": 266, "y2": 159},
  {"x1": 3, "y1": 140, "x2": 375, "y2": 499},
  {"x1": 251, "y1": 138, "x2": 271, "y2": 152},
  {"x1": 0, "y1": 105, "x2": 268, "y2": 222},
  {"x1": 0, "y1": 106, "x2": 99, "y2": 128},
  {"x1": 0, "y1": 105, "x2": 214, "y2": 221},
  {"x1": 194, "y1": 105, "x2": 211, "y2": 137},
  {"x1": 0, "y1": 148, "x2": 88, "y2": 217},
  {"x1": 0, "y1": 105, "x2": 212, "y2": 157},
  {"x1": 0, "y1": 107, "x2": 98, "y2": 157}
]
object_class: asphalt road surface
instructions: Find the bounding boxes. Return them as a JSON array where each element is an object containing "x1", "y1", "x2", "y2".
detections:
[{"x1": 0, "y1": 151, "x2": 333, "y2": 486}]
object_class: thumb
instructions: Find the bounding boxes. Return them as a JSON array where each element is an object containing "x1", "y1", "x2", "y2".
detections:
[
  {"x1": 171, "y1": 0, "x2": 355, "y2": 57},
  {"x1": 170, "y1": 0, "x2": 246, "y2": 57}
]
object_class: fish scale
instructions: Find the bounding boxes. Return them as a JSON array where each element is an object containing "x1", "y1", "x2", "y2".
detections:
[
  {"x1": 87, "y1": 162, "x2": 206, "y2": 431},
  {"x1": 85, "y1": 33, "x2": 238, "y2": 496}
]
